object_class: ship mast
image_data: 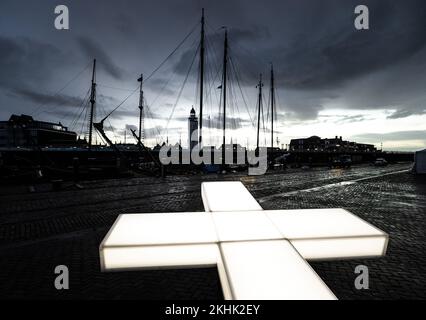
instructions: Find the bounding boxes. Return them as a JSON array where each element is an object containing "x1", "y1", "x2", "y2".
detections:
[
  {"x1": 222, "y1": 29, "x2": 228, "y2": 166},
  {"x1": 88, "y1": 59, "x2": 96, "y2": 150},
  {"x1": 256, "y1": 74, "x2": 263, "y2": 151},
  {"x1": 270, "y1": 64, "x2": 275, "y2": 150},
  {"x1": 138, "y1": 74, "x2": 144, "y2": 143},
  {"x1": 199, "y1": 8, "x2": 205, "y2": 147}
]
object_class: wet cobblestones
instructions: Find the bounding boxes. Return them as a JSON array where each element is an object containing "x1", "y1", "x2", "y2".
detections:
[{"x1": 0, "y1": 163, "x2": 424, "y2": 299}]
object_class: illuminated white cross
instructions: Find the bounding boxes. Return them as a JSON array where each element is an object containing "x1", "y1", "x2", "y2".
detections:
[{"x1": 100, "y1": 182, "x2": 388, "y2": 300}]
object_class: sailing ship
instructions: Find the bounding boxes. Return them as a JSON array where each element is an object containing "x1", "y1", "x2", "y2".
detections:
[{"x1": 0, "y1": 9, "x2": 283, "y2": 183}]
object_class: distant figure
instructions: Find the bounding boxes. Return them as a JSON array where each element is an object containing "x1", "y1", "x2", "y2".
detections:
[{"x1": 73, "y1": 157, "x2": 80, "y2": 183}]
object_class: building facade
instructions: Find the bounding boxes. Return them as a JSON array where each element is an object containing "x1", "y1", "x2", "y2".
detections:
[
  {"x1": 0, "y1": 114, "x2": 77, "y2": 148},
  {"x1": 290, "y1": 136, "x2": 376, "y2": 152},
  {"x1": 188, "y1": 107, "x2": 198, "y2": 151}
]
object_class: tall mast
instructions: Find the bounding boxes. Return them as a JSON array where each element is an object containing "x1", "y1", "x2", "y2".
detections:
[
  {"x1": 270, "y1": 64, "x2": 275, "y2": 150},
  {"x1": 199, "y1": 8, "x2": 205, "y2": 147},
  {"x1": 256, "y1": 74, "x2": 263, "y2": 151},
  {"x1": 138, "y1": 74, "x2": 144, "y2": 143},
  {"x1": 88, "y1": 59, "x2": 96, "y2": 150},
  {"x1": 222, "y1": 29, "x2": 228, "y2": 166}
]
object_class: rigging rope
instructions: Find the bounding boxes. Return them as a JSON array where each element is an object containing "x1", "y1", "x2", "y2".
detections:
[
  {"x1": 164, "y1": 43, "x2": 200, "y2": 135},
  {"x1": 69, "y1": 88, "x2": 91, "y2": 131},
  {"x1": 101, "y1": 21, "x2": 200, "y2": 122},
  {"x1": 33, "y1": 62, "x2": 92, "y2": 116},
  {"x1": 97, "y1": 83, "x2": 136, "y2": 92},
  {"x1": 229, "y1": 56, "x2": 255, "y2": 128}
]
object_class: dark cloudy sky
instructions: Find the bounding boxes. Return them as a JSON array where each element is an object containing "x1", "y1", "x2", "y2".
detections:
[{"x1": 0, "y1": 0, "x2": 425, "y2": 150}]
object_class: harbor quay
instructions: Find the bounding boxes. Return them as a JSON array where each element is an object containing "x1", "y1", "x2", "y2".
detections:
[{"x1": 0, "y1": 163, "x2": 424, "y2": 300}]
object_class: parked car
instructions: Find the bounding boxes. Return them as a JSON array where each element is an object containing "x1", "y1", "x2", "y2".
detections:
[
  {"x1": 270, "y1": 154, "x2": 289, "y2": 170},
  {"x1": 330, "y1": 155, "x2": 352, "y2": 168},
  {"x1": 374, "y1": 158, "x2": 388, "y2": 166}
]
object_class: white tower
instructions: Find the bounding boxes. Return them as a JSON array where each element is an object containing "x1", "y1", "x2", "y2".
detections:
[{"x1": 188, "y1": 107, "x2": 198, "y2": 151}]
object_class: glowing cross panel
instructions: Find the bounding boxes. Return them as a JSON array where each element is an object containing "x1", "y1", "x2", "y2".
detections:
[
  {"x1": 212, "y1": 211, "x2": 281, "y2": 241},
  {"x1": 102, "y1": 212, "x2": 218, "y2": 246},
  {"x1": 100, "y1": 212, "x2": 219, "y2": 270},
  {"x1": 100, "y1": 211, "x2": 337, "y2": 300},
  {"x1": 202, "y1": 181, "x2": 263, "y2": 212},
  {"x1": 266, "y1": 208, "x2": 389, "y2": 260},
  {"x1": 220, "y1": 240, "x2": 336, "y2": 300},
  {"x1": 100, "y1": 181, "x2": 388, "y2": 300}
]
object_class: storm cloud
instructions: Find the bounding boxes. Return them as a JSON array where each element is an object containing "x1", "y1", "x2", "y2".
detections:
[
  {"x1": 0, "y1": 36, "x2": 69, "y2": 89},
  {"x1": 77, "y1": 37, "x2": 125, "y2": 80},
  {"x1": 8, "y1": 88, "x2": 84, "y2": 107},
  {"x1": 0, "y1": 0, "x2": 425, "y2": 149}
]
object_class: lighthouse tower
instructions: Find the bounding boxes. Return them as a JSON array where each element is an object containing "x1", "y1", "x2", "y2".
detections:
[{"x1": 188, "y1": 107, "x2": 198, "y2": 151}]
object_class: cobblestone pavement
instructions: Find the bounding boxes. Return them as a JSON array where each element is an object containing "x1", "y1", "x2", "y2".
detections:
[{"x1": 0, "y1": 163, "x2": 425, "y2": 299}]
